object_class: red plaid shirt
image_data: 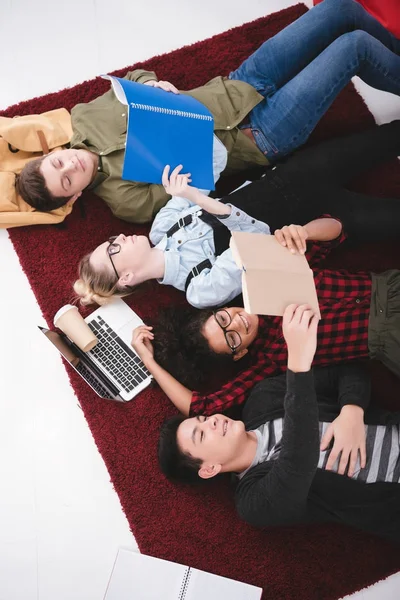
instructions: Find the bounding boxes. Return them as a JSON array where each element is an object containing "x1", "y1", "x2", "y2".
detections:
[{"x1": 190, "y1": 230, "x2": 372, "y2": 415}]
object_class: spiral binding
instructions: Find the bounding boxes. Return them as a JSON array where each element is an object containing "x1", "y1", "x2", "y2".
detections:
[
  {"x1": 129, "y1": 102, "x2": 213, "y2": 121},
  {"x1": 178, "y1": 567, "x2": 192, "y2": 600}
]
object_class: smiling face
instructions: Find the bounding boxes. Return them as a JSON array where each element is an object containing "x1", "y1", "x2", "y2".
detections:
[
  {"x1": 89, "y1": 233, "x2": 152, "y2": 288},
  {"x1": 202, "y1": 307, "x2": 259, "y2": 360},
  {"x1": 177, "y1": 414, "x2": 247, "y2": 478},
  {"x1": 40, "y1": 148, "x2": 98, "y2": 199}
]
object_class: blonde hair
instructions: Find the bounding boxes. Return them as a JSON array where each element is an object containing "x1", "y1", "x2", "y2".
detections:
[{"x1": 73, "y1": 253, "x2": 130, "y2": 306}]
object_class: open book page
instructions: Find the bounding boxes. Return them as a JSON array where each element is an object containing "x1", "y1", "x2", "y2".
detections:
[
  {"x1": 104, "y1": 549, "x2": 187, "y2": 600},
  {"x1": 231, "y1": 231, "x2": 320, "y2": 317},
  {"x1": 186, "y1": 568, "x2": 262, "y2": 600},
  {"x1": 102, "y1": 75, "x2": 128, "y2": 105},
  {"x1": 243, "y1": 268, "x2": 320, "y2": 317},
  {"x1": 231, "y1": 231, "x2": 310, "y2": 273}
]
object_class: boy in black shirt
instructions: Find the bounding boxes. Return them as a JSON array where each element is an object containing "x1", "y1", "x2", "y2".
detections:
[{"x1": 158, "y1": 304, "x2": 400, "y2": 546}]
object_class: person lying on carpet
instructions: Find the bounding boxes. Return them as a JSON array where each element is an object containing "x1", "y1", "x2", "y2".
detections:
[
  {"x1": 129, "y1": 222, "x2": 400, "y2": 416},
  {"x1": 157, "y1": 305, "x2": 400, "y2": 547},
  {"x1": 73, "y1": 121, "x2": 400, "y2": 308},
  {"x1": 17, "y1": 0, "x2": 400, "y2": 224}
]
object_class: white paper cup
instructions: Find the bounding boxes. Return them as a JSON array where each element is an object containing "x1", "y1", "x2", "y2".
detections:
[{"x1": 54, "y1": 304, "x2": 98, "y2": 352}]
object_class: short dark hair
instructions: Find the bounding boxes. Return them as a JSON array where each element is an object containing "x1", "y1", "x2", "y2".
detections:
[
  {"x1": 17, "y1": 156, "x2": 72, "y2": 212},
  {"x1": 158, "y1": 415, "x2": 203, "y2": 484},
  {"x1": 152, "y1": 306, "x2": 232, "y2": 389}
]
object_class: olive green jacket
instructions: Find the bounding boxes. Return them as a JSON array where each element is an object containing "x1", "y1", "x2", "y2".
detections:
[{"x1": 71, "y1": 69, "x2": 268, "y2": 223}]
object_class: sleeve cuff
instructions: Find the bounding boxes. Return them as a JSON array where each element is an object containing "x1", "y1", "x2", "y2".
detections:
[{"x1": 286, "y1": 368, "x2": 314, "y2": 391}]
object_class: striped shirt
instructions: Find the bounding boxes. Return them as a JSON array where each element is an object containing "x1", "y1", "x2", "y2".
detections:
[
  {"x1": 239, "y1": 420, "x2": 400, "y2": 483},
  {"x1": 319, "y1": 422, "x2": 400, "y2": 483}
]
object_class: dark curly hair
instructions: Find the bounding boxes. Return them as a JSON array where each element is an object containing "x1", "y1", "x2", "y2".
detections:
[
  {"x1": 158, "y1": 414, "x2": 204, "y2": 484},
  {"x1": 152, "y1": 306, "x2": 233, "y2": 389},
  {"x1": 17, "y1": 156, "x2": 73, "y2": 212}
]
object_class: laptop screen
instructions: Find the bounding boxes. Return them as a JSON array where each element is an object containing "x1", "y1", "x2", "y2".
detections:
[{"x1": 38, "y1": 327, "x2": 121, "y2": 401}]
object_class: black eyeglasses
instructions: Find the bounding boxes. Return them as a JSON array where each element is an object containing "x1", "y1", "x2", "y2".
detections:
[
  {"x1": 107, "y1": 236, "x2": 121, "y2": 280},
  {"x1": 213, "y1": 309, "x2": 242, "y2": 355}
]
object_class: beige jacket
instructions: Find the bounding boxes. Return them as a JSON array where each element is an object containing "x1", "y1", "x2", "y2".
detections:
[{"x1": 0, "y1": 109, "x2": 74, "y2": 228}]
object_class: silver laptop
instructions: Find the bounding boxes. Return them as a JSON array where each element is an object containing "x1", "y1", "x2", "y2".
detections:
[{"x1": 39, "y1": 298, "x2": 152, "y2": 402}]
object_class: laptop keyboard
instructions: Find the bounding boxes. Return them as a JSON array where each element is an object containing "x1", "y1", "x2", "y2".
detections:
[
  {"x1": 87, "y1": 316, "x2": 150, "y2": 393},
  {"x1": 76, "y1": 361, "x2": 113, "y2": 398}
]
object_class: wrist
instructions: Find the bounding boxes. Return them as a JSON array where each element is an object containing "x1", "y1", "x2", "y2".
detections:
[
  {"x1": 185, "y1": 187, "x2": 201, "y2": 203},
  {"x1": 340, "y1": 404, "x2": 364, "y2": 418},
  {"x1": 302, "y1": 225, "x2": 310, "y2": 241},
  {"x1": 137, "y1": 354, "x2": 155, "y2": 370},
  {"x1": 287, "y1": 355, "x2": 312, "y2": 373}
]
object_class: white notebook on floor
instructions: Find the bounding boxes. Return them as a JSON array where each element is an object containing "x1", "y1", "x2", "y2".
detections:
[{"x1": 104, "y1": 548, "x2": 262, "y2": 600}]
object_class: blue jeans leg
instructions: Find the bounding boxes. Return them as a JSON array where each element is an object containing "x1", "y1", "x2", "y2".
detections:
[
  {"x1": 229, "y1": 0, "x2": 400, "y2": 97},
  {"x1": 247, "y1": 30, "x2": 400, "y2": 160}
]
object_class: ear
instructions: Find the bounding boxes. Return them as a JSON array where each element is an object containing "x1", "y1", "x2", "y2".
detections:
[
  {"x1": 198, "y1": 463, "x2": 222, "y2": 480},
  {"x1": 118, "y1": 271, "x2": 136, "y2": 289},
  {"x1": 67, "y1": 191, "x2": 82, "y2": 205},
  {"x1": 233, "y1": 347, "x2": 248, "y2": 362}
]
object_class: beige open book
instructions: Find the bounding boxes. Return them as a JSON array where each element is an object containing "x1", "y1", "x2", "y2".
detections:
[{"x1": 230, "y1": 231, "x2": 320, "y2": 317}]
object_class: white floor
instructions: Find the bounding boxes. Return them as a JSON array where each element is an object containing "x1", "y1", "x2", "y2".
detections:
[{"x1": 1, "y1": 1, "x2": 400, "y2": 599}]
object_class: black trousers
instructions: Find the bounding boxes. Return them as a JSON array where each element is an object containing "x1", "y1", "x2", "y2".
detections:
[{"x1": 222, "y1": 120, "x2": 400, "y2": 242}]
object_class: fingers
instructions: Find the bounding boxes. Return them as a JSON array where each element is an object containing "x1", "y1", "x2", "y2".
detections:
[
  {"x1": 143, "y1": 337, "x2": 154, "y2": 351},
  {"x1": 145, "y1": 80, "x2": 179, "y2": 94},
  {"x1": 292, "y1": 305, "x2": 313, "y2": 326},
  {"x1": 359, "y1": 440, "x2": 367, "y2": 469},
  {"x1": 320, "y1": 424, "x2": 333, "y2": 451},
  {"x1": 347, "y1": 449, "x2": 358, "y2": 478},
  {"x1": 142, "y1": 330, "x2": 154, "y2": 340},
  {"x1": 274, "y1": 228, "x2": 285, "y2": 247},
  {"x1": 161, "y1": 165, "x2": 170, "y2": 187},
  {"x1": 274, "y1": 225, "x2": 307, "y2": 254},
  {"x1": 162, "y1": 164, "x2": 191, "y2": 190},
  {"x1": 287, "y1": 225, "x2": 306, "y2": 254},
  {"x1": 325, "y1": 444, "x2": 360, "y2": 476},
  {"x1": 337, "y1": 448, "x2": 350, "y2": 476},
  {"x1": 325, "y1": 441, "x2": 340, "y2": 472},
  {"x1": 170, "y1": 164, "x2": 183, "y2": 179},
  {"x1": 283, "y1": 304, "x2": 317, "y2": 327},
  {"x1": 156, "y1": 80, "x2": 179, "y2": 94},
  {"x1": 131, "y1": 325, "x2": 153, "y2": 342},
  {"x1": 309, "y1": 313, "x2": 319, "y2": 334},
  {"x1": 282, "y1": 303, "x2": 298, "y2": 324}
]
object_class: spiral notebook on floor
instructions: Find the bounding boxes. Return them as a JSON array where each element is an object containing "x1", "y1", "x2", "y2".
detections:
[
  {"x1": 103, "y1": 75, "x2": 214, "y2": 189},
  {"x1": 104, "y1": 548, "x2": 262, "y2": 600}
]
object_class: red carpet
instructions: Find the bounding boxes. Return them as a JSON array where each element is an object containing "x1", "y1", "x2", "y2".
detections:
[{"x1": 3, "y1": 4, "x2": 400, "y2": 599}]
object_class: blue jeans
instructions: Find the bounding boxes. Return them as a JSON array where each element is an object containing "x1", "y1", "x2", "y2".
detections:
[{"x1": 229, "y1": 0, "x2": 400, "y2": 160}]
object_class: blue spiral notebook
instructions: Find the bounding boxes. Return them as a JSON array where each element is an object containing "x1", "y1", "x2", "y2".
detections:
[{"x1": 103, "y1": 75, "x2": 215, "y2": 190}]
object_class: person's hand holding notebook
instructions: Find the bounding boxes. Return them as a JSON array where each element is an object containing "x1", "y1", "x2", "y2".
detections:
[{"x1": 230, "y1": 230, "x2": 321, "y2": 317}]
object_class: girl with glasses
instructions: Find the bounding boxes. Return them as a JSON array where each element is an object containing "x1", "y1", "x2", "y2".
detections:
[{"x1": 73, "y1": 121, "x2": 400, "y2": 308}]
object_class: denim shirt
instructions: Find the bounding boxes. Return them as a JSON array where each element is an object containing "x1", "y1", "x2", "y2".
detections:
[{"x1": 150, "y1": 144, "x2": 271, "y2": 308}]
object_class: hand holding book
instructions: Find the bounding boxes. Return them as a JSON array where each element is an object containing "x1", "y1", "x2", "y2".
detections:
[
  {"x1": 283, "y1": 304, "x2": 319, "y2": 373},
  {"x1": 162, "y1": 165, "x2": 231, "y2": 216},
  {"x1": 103, "y1": 75, "x2": 215, "y2": 189},
  {"x1": 144, "y1": 79, "x2": 180, "y2": 94},
  {"x1": 162, "y1": 164, "x2": 192, "y2": 195},
  {"x1": 274, "y1": 224, "x2": 308, "y2": 255},
  {"x1": 274, "y1": 217, "x2": 342, "y2": 255},
  {"x1": 230, "y1": 231, "x2": 321, "y2": 317}
]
